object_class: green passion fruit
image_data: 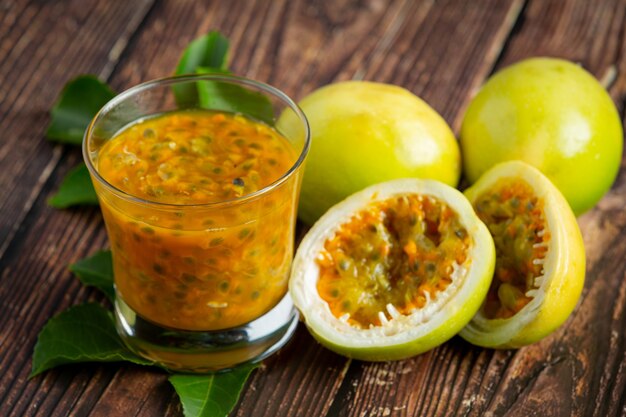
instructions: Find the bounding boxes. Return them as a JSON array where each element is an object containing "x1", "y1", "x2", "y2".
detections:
[
  {"x1": 460, "y1": 161, "x2": 585, "y2": 348},
  {"x1": 290, "y1": 179, "x2": 495, "y2": 360},
  {"x1": 279, "y1": 81, "x2": 461, "y2": 225},
  {"x1": 460, "y1": 57, "x2": 623, "y2": 215}
]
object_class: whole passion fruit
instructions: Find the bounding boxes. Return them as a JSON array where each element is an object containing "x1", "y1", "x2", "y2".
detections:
[
  {"x1": 460, "y1": 57, "x2": 623, "y2": 215},
  {"x1": 281, "y1": 81, "x2": 461, "y2": 225},
  {"x1": 460, "y1": 161, "x2": 585, "y2": 348},
  {"x1": 290, "y1": 179, "x2": 494, "y2": 360}
]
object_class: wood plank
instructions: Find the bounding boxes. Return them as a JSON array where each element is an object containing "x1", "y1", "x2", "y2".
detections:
[{"x1": 0, "y1": 0, "x2": 154, "y2": 259}]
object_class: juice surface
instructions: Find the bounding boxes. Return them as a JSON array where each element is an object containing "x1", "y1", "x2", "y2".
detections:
[
  {"x1": 95, "y1": 110, "x2": 299, "y2": 331},
  {"x1": 98, "y1": 110, "x2": 295, "y2": 204}
]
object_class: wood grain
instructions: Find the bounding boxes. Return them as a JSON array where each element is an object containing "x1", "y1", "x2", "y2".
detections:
[
  {"x1": 1, "y1": 0, "x2": 625, "y2": 416},
  {"x1": 0, "y1": 0, "x2": 154, "y2": 259}
]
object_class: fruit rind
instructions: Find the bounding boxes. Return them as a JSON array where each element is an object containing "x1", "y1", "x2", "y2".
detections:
[
  {"x1": 460, "y1": 57, "x2": 623, "y2": 215},
  {"x1": 460, "y1": 161, "x2": 585, "y2": 348},
  {"x1": 284, "y1": 81, "x2": 461, "y2": 225},
  {"x1": 290, "y1": 178, "x2": 495, "y2": 360}
]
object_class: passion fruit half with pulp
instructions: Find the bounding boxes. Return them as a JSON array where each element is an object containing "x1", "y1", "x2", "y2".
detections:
[
  {"x1": 460, "y1": 161, "x2": 585, "y2": 348},
  {"x1": 290, "y1": 179, "x2": 495, "y2": 360}
]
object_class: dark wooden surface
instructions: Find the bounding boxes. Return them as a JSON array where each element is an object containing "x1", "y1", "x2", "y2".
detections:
[{"x1": 1, "y1": 0, "x2": 626, "y2": 416}]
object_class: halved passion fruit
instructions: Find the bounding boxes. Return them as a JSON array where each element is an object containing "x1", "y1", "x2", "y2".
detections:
[
  {"x1": 290, "y1": 179, "x2": 495, "y2": 360},
  {"x1": 460, "y1": 161, "x2": 585, "y2": 348}
]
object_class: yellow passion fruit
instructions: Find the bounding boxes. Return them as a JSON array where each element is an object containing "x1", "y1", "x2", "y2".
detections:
[
  {"x1": 461, "y1": 161, "x2": 586, "y2": 348},
  {"x1": 290, "y1": 179, "x2": 495, "y2": 360},
  {"x1": 281, "y1": 81, "x2": 461, "y2": 225}
]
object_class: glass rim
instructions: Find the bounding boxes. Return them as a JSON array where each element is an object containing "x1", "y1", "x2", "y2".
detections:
[{"x1": 82, "y1": 73, "x2": 311, "y2": 209}]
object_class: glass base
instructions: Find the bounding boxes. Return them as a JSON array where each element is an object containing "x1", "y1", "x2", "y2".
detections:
[{"x1": 114, "y1": 293, "x2": 299, "y2": 373}]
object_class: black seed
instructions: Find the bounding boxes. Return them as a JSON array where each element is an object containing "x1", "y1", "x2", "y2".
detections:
[
  {"x1": 232, "y1": 177, "x2": 245, "y2": 187},
  {"x1": 455, "y1": 229, "x2": 467, "y2": 239},
  {"x1": 210, "y1": 237, "x2": 224, "y2": 247},
  {"x1": 174, "y1": 291, "x2": 186, "y2": 300},
  {"x1": 268, "y1": 158, "x2": 277, "y2": 166},
  {"x1": 251, "y1": 291, "x2": 260, "y2": 300},
  {"x1": 153, "y1": 263, "x2": 165, "y2": 274},
  {"x1": 219, "y1": 281, "x2": 230, "y2": 292},
  {"x1": 141, "y1": 226, "x2": 155, "y2": 235},
  {"x1": 249, "y1": 143, "x2": 262, "y2": 149},
  {"x1": 426, "y1": 263, "x2": 436, "y2": 273},
  {"x1": 182, "y1": 273, "x2": 197, "y2": 283},
  {"x1": 238, "y1": 228, "x2": 251, "y2": 239},
  {"x1": 234, "y1": 138, "x2": 245, "y2": 146},
  {"x1": 143, "y1": 128, "x2": 156, "y2": 138},
  {"x1": 138, "y1": 273, "x2": 151, "y2": 283},
  {"x1": 213, "y1": 167, "x2": 223, "y2": 174},
  {"x1": 132, "y1": 233, "x2": 142, "y2": 242},
  {"x1": 339, "y1": 260, "x2": 350, "y2": 271},
  {"x1": 342, "y1": 301, "x2": 351, "y2": 310},
  {"x1": 331, "y1": 289, "x2": 339, "y2": 297}
]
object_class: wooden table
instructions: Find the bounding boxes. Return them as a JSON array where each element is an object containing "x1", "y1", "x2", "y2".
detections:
[{"x1": 2, "y1": 0, "x2": 626, "y2": 415}]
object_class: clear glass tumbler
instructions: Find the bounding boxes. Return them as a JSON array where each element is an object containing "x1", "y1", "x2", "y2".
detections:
[{"x1": 83, "y1": 74, "x2": 310, "y2": 372}]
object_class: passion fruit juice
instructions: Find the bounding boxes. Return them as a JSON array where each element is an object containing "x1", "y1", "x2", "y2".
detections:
[{"x1": 95, "y1": 110, "x2": 298, "y2": 331}]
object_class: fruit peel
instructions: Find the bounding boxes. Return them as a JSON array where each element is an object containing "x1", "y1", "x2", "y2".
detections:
[
  {"x1": 460, "y1": 160, "x2": 585, "y2": 348},
  {"x1": 460, "y1": 57, "x2": 623, "y2": 215},
  {"x1": 283, "y1": 81, "x2": 461, "y2": 225}
]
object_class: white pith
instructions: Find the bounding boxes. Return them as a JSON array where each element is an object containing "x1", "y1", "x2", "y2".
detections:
[
  {"x1": 460, "y1": 161, "x2": 564, "y2": 347},
  {"x1": 289, "y1": 178, "x2": 493, "y2": 349}
]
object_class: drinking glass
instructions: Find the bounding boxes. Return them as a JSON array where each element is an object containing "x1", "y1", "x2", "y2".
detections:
[{"x1": 83, "y1": 74, "x2": 310, "y2": 372}]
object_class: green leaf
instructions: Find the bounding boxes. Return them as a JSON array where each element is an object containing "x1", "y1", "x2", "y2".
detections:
[
  {"x1": 70, "y1": 250, "x2": 114, "y2": 301},
  {"x1": 48, "y1": 163, "x2": 98, "y2": 208},
  {"x1": 176, "y1": 31, "x2": 229, "y2": 75},
  {"x1": 172, "y1": 31, "x2": 274, "y2": 124},
  {"x1": 195, "y1": 67, "x2": 275, "y2": 125},
  {"x1": 169, "y1": 364, "x2": 257, "y2": 417},
  {"x1": 31, "y1": 304, "x2": 152, "y2": 377},
  {"x1": 46, "y1": 75, "x2": 116, "y2": 144},
  {"x1": 174, "y1": 32, "x2": 230, "y2": 104}
]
